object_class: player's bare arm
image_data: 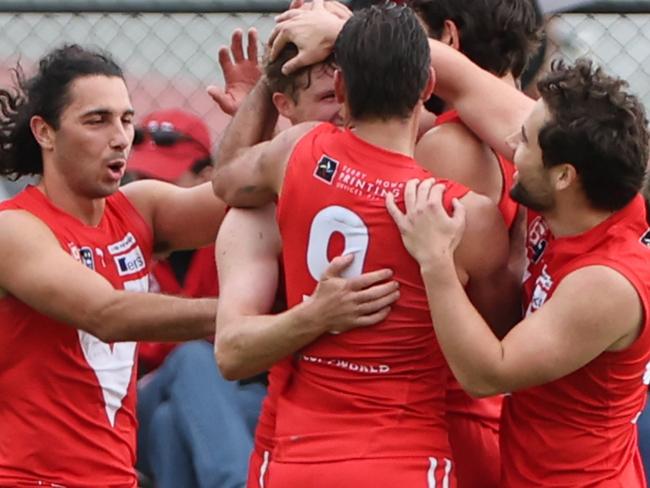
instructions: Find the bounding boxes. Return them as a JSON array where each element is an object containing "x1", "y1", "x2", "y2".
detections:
[
  {"x1": 0, "y1": 210, "x2": 216, "y2": 342},
  {"x1": 415, "y1": 123, "x2": 503, "y2": 204},
  {"x1": 210, "y1": 45, "x2": 324, "y2": 208},
  {"x1": 427, "y1": 39, "x2": 534, "y2": 160},
  {"x1": 216, "y1": 205, "x2": 400, "y2": 380},
  {"x1": 388, "y1": 179, "x2": 643, "y2": 397},
  {"x1": 122, "y1": 179, "x2": 226, "y2": 254}
]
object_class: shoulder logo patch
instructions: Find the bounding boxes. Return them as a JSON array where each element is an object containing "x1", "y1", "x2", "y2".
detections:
[{"x1": 314, "y1": 155, "x2": 339, "y2": 184}]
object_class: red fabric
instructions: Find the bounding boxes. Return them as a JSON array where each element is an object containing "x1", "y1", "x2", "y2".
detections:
[
  {"x1": 502, "y1": 195, "x2": 650, "y2": 487},
  {"x1": 274, "y1": 123, "x2": 469, "y2": 463},
  {"x1": 267, "y1": 456, "x2": 456, "y2": 488},
  {"x1": 434, "y1": 109, "x2": 518, "y2": 230},
  {"x1": 0, "y1": 186, "x2": 152, "y2": 487}
]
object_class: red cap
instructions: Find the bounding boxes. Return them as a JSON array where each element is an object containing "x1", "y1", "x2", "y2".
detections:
[{"x1": 127, "y1": 109, "x2": 211, "y2": 183}]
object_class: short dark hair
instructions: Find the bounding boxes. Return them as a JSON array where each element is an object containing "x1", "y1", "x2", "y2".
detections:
[
  {"x1": 538, "y1": 58, "x2": 649, "y2": 211},
  {"x1": 410, "y1": 0, "x2": 541, "y2": 79},
  {"x1": 264, "y1": 43, "x2": 335, "y2": 103},
  {"x1": 334, "y1": 4, "x2": 431, "y2": 120},
  {"x1": 0, "y1": 44, "x2": 124, "y2": 180}
]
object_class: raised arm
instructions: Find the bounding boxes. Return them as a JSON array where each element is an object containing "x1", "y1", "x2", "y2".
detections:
[
  {"x1": 215, "y1": 205, "x2": 400, "y2": 380},
  {"x1": 211, "y1": 74, "x2": 318, "y2": 207},
  {"x1": 427, "y1": 39, "x2": 535, "y2": 159},
  {"x1": 0, "y1": 211, "x2": 215, "y2": 342}
]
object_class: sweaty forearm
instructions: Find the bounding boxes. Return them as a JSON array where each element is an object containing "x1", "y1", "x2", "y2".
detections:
[
  {"x1": 83, "y1": 293, "x2": 217, "y2": 343},
  {"x1": 216, "y1": 301, "x2": 326, "y2": 380}
]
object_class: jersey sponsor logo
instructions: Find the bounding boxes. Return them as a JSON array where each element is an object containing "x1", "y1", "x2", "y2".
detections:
[
  {"x1": 114, "y1": 246, "x2": 146, "y2": 276},
  {"x1": 79, "y1": 246, "x2": 95, "y2": 270},
  {"x1": 107, "y1": 232, "x2": 137, "y2": 255},
  {"x1": 314, "y1": 154, "x2": 339, "y2": 184},
  {"x1": 301, "y1": 354, "x2": 391, "y2": 374},
  {"x1": 77, "y1": 330, "x2": 136, "y2": 427},
  {"x1": 526, "y1": 264, "x2": 553, "y2": 315},
  {"x1": 67, "y1": 242, "x2": 81, "y2": 261},
  {"x1": 640, "y1": 228, "x2": 650, "y2": 247},
  {"x1": 527, "y1": 216, "x2": 550, "y2": 265}
]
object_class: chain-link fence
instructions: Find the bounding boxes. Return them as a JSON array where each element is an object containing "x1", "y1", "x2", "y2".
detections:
[{"x1": 0, "y1": 0, "x2": 649, "y2": 147}]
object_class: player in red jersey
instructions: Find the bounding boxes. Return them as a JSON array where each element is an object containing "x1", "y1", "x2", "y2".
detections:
[
  {"x1": 407, "y1": 2, "x2": 540, "y2": 486},
  {"x1": 0, "y1": 45, "x2": 226, "y2": 487},
  {"x1": 211, "y1": 23, "x2": 399, "y2": 488},
  {"x1": 213, "y1": 5, "x2": 519, "y2": 487},
  {"x1": 388, "y1": 44, "x2": 650, "y2": 487}
]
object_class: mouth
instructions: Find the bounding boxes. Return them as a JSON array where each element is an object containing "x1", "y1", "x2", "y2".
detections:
[{"x1": 106, "y1": 159, "x2": 126, "y2": 180}]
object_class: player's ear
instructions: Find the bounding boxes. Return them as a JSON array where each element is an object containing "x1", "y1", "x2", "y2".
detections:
[
  {"x1": 272, "y1": 92, "x2": 297, "y2": 121},
  {"x1": 442, "y1": 19, "x2": 460, "y2": 51},
  {"x1": 422, "y1": 67, "x2": 436, "y2": 102},
  {"x1": 30, "y1": 115, "x2": 55, "y2": 151},
  {"x1": 334, "y1": 69, "x2": 346, "y2": 105}
]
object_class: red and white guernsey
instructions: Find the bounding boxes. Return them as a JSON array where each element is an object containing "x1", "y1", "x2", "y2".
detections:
[
  {"x1": 274, "y1": 123, "x2": 469, "y2": 463},
  {"x1": 503, "y1": 195, "x2": 650, "y2": 487},
  {"x1": 0, "y1": 186, "x2": 152, "y2": 487}
]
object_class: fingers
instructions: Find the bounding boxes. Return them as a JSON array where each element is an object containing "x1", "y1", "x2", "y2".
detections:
[
  {"x1": 356, "y1": 288, "x2": 401, "y2": 316},
  {"x1": 324, "y1": 1, "x2": 352, "y2": 20},
  {"x1": 289, "y1": 0, "x2": 304, "y2": 8},
  {"x1": 281, "y1": 52, "x2": 310, "y2": 75},
  {"x1": 347, "y1": 267, "x2": 393, "y2": 291},
  {"x1": 385, "y1": 191, "x2": 406, "y2": 230},
  {"x1": 426, "y1": 183, "x2": 447, "y2": 217},
  {"x1": 415, "y1": 178, "x2": 436, "y2": 210},
  {"x1": 404, "y1": 179, "x2": 419, "y2": 214},
  {"x1": 451, "y1": 197, "x2": 467, "y2": 225},
  {"x1": 230, "y1": 29, "x2": 245, "y2": 63},
  {"x1": 206, "y1": 86, "x2": 234, "y2": 115},
  {"x1": 322, "y1": 254, "x2": 354, "y2": 279},
  {"x1": 274, "y1": 8, "x2": 303, "y2": 24},
  {"x1": 247, "y1": 28, "x2": 259, "y2": 62},
  {"x1": 353, "y1": 280, "x2": 399, "y2": 304},
  {"x1": 268, "y1": 27, "x2": 289, "y2": 62},
  {"x1": 218, "y1": 46, "x2": 233, "y2": 71},
  {"x1": 354, "y1": 306, "x2": 391, "y2": 327}
]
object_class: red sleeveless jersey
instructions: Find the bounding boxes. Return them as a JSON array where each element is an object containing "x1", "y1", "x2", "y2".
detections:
[
  {"x1": 503, "y1": 195, "x2": 650, "y2": 487},
  {"x1": 274, "y1": 123, "x2": 469, "y2": 463},
  {"x1": 434, "y1": 110, "x2": 507, "y2": 426},
  {"x1": 0, "y1": 186, "x2": 152, "y2": 487}
]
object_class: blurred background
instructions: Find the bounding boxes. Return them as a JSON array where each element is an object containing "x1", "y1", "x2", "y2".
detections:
[{"x1": 0, "y1": 0, "x2": 648, "y2": 198}]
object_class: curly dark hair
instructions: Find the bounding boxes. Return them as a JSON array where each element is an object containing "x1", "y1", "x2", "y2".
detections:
[
  {"x1": 0, "y1": 44, "x2": 124, "y2": 180},
  {"x1": 538, "y1": 58, "x2": 649, "y2": 211},
  {"x1": 334, "y1": 4, "x2": 431, "y2": 120},
  {"x1": 264, "y1": 43, "x2": 335, "y2": 103},
  {"x1": 409, "y1": 0, "x2": 542, "y2": 79}
]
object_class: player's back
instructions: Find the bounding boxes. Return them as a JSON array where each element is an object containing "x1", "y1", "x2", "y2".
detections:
[{"x1": 275, "y1": 123, "x2": 468, "y2": 463}]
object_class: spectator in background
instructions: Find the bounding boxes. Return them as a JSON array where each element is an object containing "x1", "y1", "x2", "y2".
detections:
[{"x1": 128, "y1": 109, "x2": 264, "y2": 488}]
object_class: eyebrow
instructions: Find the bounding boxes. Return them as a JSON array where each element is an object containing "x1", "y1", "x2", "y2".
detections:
[
  {"x1": 81, "y1": 108, "x2": 135, "y2": 118},
  {"x1": 521, "y1": 125, "x2": 528, "y2": 143}
]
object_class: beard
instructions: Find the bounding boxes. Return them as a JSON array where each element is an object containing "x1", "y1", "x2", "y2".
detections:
[{"x1": 510, "y1": 180, "x2": 554, "y2": 213}]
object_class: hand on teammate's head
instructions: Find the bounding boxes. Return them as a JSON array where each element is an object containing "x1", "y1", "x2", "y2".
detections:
[{"x1": 269, "y1": 0, "x2": 348, "y2": 75}]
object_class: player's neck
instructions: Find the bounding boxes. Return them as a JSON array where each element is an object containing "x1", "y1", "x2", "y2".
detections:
[
  {"x1": 349, "y1": 116, "x2": 418, "y2": 158},
  {"x1": 38, "y1": 173, "x2": 106, "y2": 227},
  {"x1": 542, "y1": 193, "x2": 615, "y2": 238}
]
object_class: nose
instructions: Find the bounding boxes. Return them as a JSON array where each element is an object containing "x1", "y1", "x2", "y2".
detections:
[{"x1": 110, "y1": 121, "x2": 132, "y2": 150}]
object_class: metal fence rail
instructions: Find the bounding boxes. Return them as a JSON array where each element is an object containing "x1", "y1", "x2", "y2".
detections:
[{"x1": 0, "y1": 1, "x2": 648, "y2": 147}]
